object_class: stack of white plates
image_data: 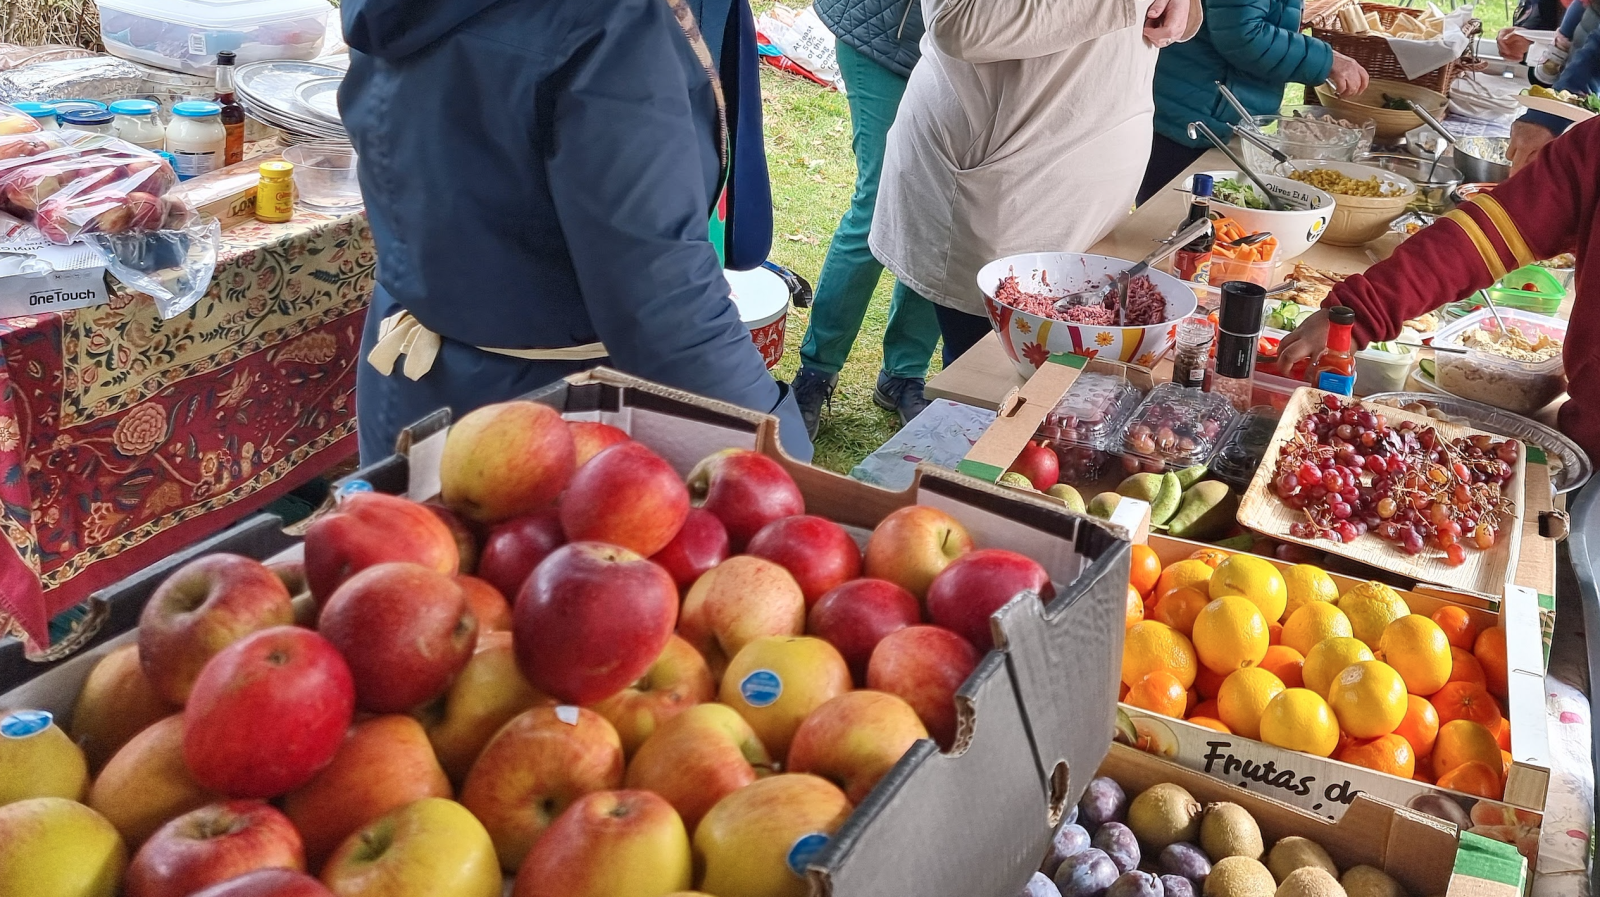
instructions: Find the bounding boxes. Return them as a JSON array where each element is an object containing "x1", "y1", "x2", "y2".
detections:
[{"x1": 235, "y1": 60, "x2": 347, "y2": 143}]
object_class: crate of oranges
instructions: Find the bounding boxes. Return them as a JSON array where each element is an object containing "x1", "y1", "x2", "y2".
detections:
[{"x1": 1116, "y1": 535, "x2": 1549, "y2": 864}]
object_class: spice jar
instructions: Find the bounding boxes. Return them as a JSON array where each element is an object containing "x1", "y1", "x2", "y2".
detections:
[
  {"x1": 257, "y1": 160, "x2": 295, "y2": 223},
  {"x1": 110, "y1": 99, "x2": 165, "y2": 151},
  {"x1": 166, "y1": 100, "x2": 226, "y2": 181},
  {"x1": 1172, "y1": 315, "x2": 1215, "y2": 389}
]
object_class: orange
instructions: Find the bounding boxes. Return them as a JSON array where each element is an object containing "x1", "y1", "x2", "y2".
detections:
[
  {"x1": 1126, "y1": 670, "x2": 1188, "y2": 718},
  {"x1": 1447, "y1": 648, "x2": 1487, "y2": 688},
  {"x1": 1122, "y1": 621, "x2": 1199, "y2": 689},
  {"x1": 1127, "y1": 586, "x2": 1146, "y2": 629},
  {"x1": 1474, "y1": 626, "x2": 1509, "y2": 699},
  {"x1": 1189, "y1": 717, "x2": 1231, "y2": 734},
  {"x1": 1155, "y1": 560, "x2": 1215, "y2": 603},
  {"x1": 1394, "y1": 695, "x2": 1440, "y2": 759},
  {"x1": 1192, "y1": 596, "x2": 1270, "y2": 675},
  {"x1": 1151, "y1": 586, "x2": 1211, "y2": 637},
  {"x1": 1429, "y1": 681, "x2": 1503, "y2": 729},
  {"x1": 1337, "y1": 733, "x2": 1416, "y2": 778},
  {"x1": 1195, "y1": 665, "x2": 1227, "y2": 699},
  {"x1": 1501, "y1": 749, "x2": 1513, "y2": 776},
  {"x1": 1268, "y1": 622, "x2": 1283, "y2": 646},
  {"x1": 1436, "y1": 761, "x2": 1504, "y2": 800},
  {"x1": 1282, "y1": 602, "x2": 1353, "y2": 656},
  {"x1": 1259, "y1": 688, "x2": 1340, "y2": 756},
  {"x1": 1131, "y1": 544, "x2": 1163, "y2": 597},
  {"x1": 1434, "y1": 719, "x2": 1504, "y2": 782},
  {"x1": 1488, "y1": 716, "x2": 1511, "y2": 751},
  {"x1": 1188, "y1": 548, "x2": 1231, "y2": 569},
  {"x1": 1191, "y1": 699, "x2": 1221, "y2": 720},
  {"x1": 1210, "y1": 555, "x2": 1288, "y2": 623},
  {"x1": 1282, "y1": 564, "x2": 1340, "y2": 620},
  {"x1": 1337, "y1": 581, "x2": 1410, "y2": 649},
  {"x1": 1303, "y1": 637, "x2": 1376, "y2": 697},
  {"x1": 1217, "y1": 668, "x2": 1286, "y2": 740},
  {"x1": 1431, "y1": 605, "x2": 1480, "y2": 650},
  {"x1": 1327, "y1": 661, "x2": 1408, "y2": 738},
  {"x1": 1378, "y1": 615, "x2": 1452, "y2": 696},
  {"x1": 1260, "y1": 646, "x2": 1306, "y2": 689}
]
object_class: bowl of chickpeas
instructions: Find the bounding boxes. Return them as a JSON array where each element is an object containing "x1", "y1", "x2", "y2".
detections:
[{"x1": 1280, "y1": 161, "x2": 1415, "y2": 247}]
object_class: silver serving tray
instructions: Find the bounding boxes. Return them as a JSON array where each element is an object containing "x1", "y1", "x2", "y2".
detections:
[{"x1": 1364, "y1": 391, "x2": 1591, "y2": 493}]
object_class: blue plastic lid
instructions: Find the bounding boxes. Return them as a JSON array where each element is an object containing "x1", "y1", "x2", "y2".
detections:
[
  {"x1": 61, "y1": 109, "x2": 114, "y2": 126},
  {"x1": 157, "y1": 151, "x2": 177, "y2": 167},
  {"x1": 172, "y1": 100, "x2": 222, "y2": 118},
  {"x1": 109, "y1": 99, "x2": 159, "y2": 116},
  {"x1": 49, "y1": 98, "x2": 107, "y2": 112},
  {"x1": 13, "y1": 101, "x2": 56, "y2": 119},
  {"x1": 1192, "y1": 173, "x2": 1215, "y2": 197}
]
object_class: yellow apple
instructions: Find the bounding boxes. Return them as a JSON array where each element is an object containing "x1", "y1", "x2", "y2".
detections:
[
  {"x1": 0, "y1": 710, "x2": 88, "y2": 805},
  {"x1": 624, "y1": 703, "x2": 773, "y2": 831},
  {"x1": 88, "y1": 714, "x2": 217, "y2": 847},
  {"x1": 591, "y1": 634, "x2": 714, "y2": 756},
  {"x1": 679, "y1": 557, "x2": 805, "y2": 681},
  {"x1": 0, "y1": 797, "x2": 127, "y2": 897},
  {"x1": 719, "y1": 636, "x2": 851, "y2": 762},
  {"x1": 459, "y1": 705, "x2": 624, "y2": 872},
  {"x1": 321, "y1": 798, "x2": 499, "y2": 897},
  {"x1": 416, "y1": 630, "x2": 553, "y2": 784},
  {"x1": 70, "y1": 644, "x2": 178, "y2": 771},
  {"x1": 693, "y1": 774, "x2": 852, "y2": 897},
  {"x1": 512, "y1": 790, "x2": 691, "y2": 897},
  {"x1": 786, "y1": 690, "x2": 927, "y2": 804}
]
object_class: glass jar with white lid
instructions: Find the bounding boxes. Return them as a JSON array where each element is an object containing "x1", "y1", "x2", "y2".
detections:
[
  {"x1": 109, "y1": 99, "x2": 165, "y2": 151},
  {"x1": 13, "y1": 102, "x2": 58, "y2": 130},
  {"x1": 165, "y1": 100, "x2": 226, "y2": 180}
]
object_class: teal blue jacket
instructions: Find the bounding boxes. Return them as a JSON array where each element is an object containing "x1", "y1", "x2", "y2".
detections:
[{"x1": 1153, "y1": 0, "x2": 1335, "y2": 147}]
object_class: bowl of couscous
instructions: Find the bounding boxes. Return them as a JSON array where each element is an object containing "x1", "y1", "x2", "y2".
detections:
[{"x1": 1280, "y1": 161, "x2": 1415, "y2": 246}]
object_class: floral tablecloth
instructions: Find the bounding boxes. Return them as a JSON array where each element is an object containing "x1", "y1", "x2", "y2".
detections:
[{"x1": 0, "y1": 210, "x2": 373, "y2": 648}]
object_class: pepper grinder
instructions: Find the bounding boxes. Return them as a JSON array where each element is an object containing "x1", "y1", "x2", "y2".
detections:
[{"x1": 1208, "y1": 281, "x2": 1267, "y2": 412}]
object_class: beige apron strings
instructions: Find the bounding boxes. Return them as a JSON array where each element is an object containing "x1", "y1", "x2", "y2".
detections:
[{"x1": 366, "y1": 311, "x2": 608, "y2": 381}]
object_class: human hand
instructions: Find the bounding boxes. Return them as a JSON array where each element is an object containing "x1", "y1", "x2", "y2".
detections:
[
  {"x1": 1276, "y1": 309, "x2": 1331, "y2": 378},
  {"x1": 1328, "y1": 53, "x2": 1370, "y2": 96},
  {"x1": 1508, "y1": 119, "x2": 1557, "y2": 173},
  {"x1": 1144, "y1": 0, "x2": 1190, "y2": 48},
  {"x1": 1496, "y1": 27, "x2": 1533, "y2": 63}
]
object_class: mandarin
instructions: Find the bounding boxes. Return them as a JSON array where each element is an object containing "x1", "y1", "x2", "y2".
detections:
[
  {"x1": 1430, "y1": 606, "x2": 1480, "y2": 650},
  {"x1": 1474, "y1": 627, "x2": 1509, "y2": 699},
  {"x1": 1336, "y1": 733, "x2": 1415, "y2": 778},
  {"x1": 1260, "y1": 646, "x2": 1306, "y2": 689},
  {"x1": 1131, "y1": 544, "x2": 1163, "y2": 597},
  {"x1": 1393, "y1": 695, "x2": 1440, "y2": 759},
  {"x1": 1126, "y1": 670, "x2": 1188, "y2": 717},
  {"x1": 1429, "y1": 681, "x2": 1503, "y2": 729}
]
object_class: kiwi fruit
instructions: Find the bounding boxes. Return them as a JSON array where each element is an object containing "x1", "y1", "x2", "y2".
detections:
[
  {"x1": 1266, "y1": 837, "x2": 1339, "y2": 884},
  {"x1": 1200, "y1": 803, "x2": 1264, "y2": 861},
  {"x1": 1277, "y1": 868, "x2": 1348, "y2": 897},
  {"x1": 1127, "y1": 784, "x2": 1203, "y2": 851},
  {"x1": 1342, "y1": 865, "x2": 1407, "y2": 897},
  {"x1": 1203, "y1": 856, "x2": 1277, "y2": 897}
]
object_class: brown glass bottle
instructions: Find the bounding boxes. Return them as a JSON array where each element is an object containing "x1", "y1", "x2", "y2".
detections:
[{"x1": 215, "y1": 50, "x2": 246, "y2": 166}]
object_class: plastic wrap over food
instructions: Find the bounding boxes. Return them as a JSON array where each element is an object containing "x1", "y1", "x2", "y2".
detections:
[
  {"x1": 0, "y1": 44, "x2": 99, "y2": 73},
  {"x1": 87, "y1": 217, "x2": 222, "y2": 318},
  {"x1": 0, "y1": 55, "x2": 145, "y2": 103}
]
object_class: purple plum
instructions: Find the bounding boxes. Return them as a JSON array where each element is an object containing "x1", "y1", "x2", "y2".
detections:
[
  {"x1": 1161, "y1": 875, "x2": 1196, "y2": 897},
  {"x1": 1078, "y1": 777, "x2": 1128, "y2": 829},
  {"x1": 1107, "y1": 871, "x2": 1164, "y2": 897},
  {"x1": 1042, "y1": 823, "x2": 1092, "y2": 878},
  {"x1": 1092, "y1": 821, "x2": 1140, "y2": 874},
  {"x1": 1025, "y1": 871, "x2": 1065, "y2": 897},
  {"x1": 1158, "y1": 842, "x2": 1212, "y2": 885},
  {"x1": 1055, "y1": 848, "x2": 1120, "y2": 897}
]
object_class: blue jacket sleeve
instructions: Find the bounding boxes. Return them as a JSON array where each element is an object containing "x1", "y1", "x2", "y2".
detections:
[
  {"x1": 543, "y1": 2, "x2": 814, "y2": 461},
  {"x1": 1207, "y1": 0, "x2": 1334, "y2": 86},
  {"x1": 1520, "y1": 20, "x2": 1600, "y2": 136}
]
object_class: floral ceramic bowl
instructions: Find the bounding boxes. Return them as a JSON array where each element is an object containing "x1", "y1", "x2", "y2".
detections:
[{"x1": 977, "y1": 252, "x2": 1198, "y2": 379}]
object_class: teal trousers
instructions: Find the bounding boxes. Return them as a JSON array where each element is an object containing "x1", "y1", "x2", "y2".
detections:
[{"x1": 797, "y1": 41, "x2": 940, "y2": 379}]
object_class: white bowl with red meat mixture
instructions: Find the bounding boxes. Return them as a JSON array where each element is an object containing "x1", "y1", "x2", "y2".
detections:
[{"x1": 977, "y1": 252, "x2": 1198, "y2": 379}]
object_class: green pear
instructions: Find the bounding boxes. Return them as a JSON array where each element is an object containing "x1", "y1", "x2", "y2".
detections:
[
  {"x1": 1150, "y1": 473, "x2": 1184, "y2": 526},
  {"x1": 1117, "y1": 472, "x2": 1165, "y2": 503},
  {"x1": 1167, "y1": 481, "x2": 1239, "y2": 541},
  {"x1": 998, "y1": 472, "x2": 1036, "y2": 490},
  {"x1": 1086, "y1": 493, "x2": 1123, "y2": 520},
  {"x1": 1175, "y1": 465, "x2": 1208, "y2": 489},
  {"x1": 1046, "y1": 484, "x2": 1086, "y2": 513}
]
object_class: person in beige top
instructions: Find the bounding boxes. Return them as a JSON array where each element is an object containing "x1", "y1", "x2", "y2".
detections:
[{"x1": 870, "y1": 0, "x2": 1204, "y2": 364}]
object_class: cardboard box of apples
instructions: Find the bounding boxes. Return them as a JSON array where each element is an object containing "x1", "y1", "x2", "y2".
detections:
[{"x1": 0, "y1": 368, "x2": 1135, "y2": 897}]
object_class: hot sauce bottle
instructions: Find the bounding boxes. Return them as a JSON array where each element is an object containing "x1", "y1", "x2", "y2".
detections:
[{"x1": 1312, "y1": 306, "x2": 1357, "y2": 396}]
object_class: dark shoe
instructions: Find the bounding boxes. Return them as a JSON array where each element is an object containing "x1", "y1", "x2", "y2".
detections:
[
  {"x1": 790, "y1": 367, "x2": 837, "y2": 440},
  {"x1": 872, "y1": 372, "x2": 930, "y2": 426}
]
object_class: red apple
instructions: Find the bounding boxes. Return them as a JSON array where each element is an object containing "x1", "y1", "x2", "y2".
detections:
[
  {"x1": 477, "y1": 510, "x2": 565, "y2": 600},
  {"x1": 787, "y1": 690, "x2": 928, "y2": 803},
  {"x1": 190, "y1": 869, "x2": 334, "y2": 897},
  {"x1": 862, "y1": 505, "x2": 974, "y2": 601},
  {"x1": 925, "y1": 548, "x2": 1055, "y2": 651},
  {"x1": 678, "y1": 556, "x2": 806, "y2": 681},
  {"x1": 560, "y1": 442, "x2": 689, "y2": 557},
  {"x1": 747, "y1": 514, "x2": 862, "y2": 607},
  {"x1": 162, "y1": 194, "x2": 193, "y2": 228},
  {"x1": 83, "y1": 193, "x2": 133, "y2": 234},
  {"x1": 455, "y1": 575, "x2": 513, "y2": 632},
  {"x1": 318, "y1": 562, "x2": 478, "y2": 713},
  {"x1": 867, "y1": 625, "x2": 980, "y2": 748},
  {"x1": 589, "y1": 634, "x2": 715, "y2": 755},
  {"x1": 126, "y1": 191, "x2": 164, "y2": 230},
  {"x1": 125, "y1": 801, "x2": 305, "y2": 897},
  {"x1": 624, "y1": 703, "x2": 772, "y2": 831},
  {"x1": 303, "y1": 492, "x2": 460, "y2": 604},
  {"x1": 183, "y1": 627, "x2": 354, "y2": 798},
  {"x1": 282, "y1": 715, "x2": 452, "y2": 870},
  {"x1": 807, "y1": 578, "x2": 923, "y2": 684},
  {"x1": 686, "y1": 449, "x2": 805, "y2": 551},
  {"x1": 648, "y1": 508, "x2": 729, "y2": 592},
  {"x1": 418, "y1": 630, "x2": 554, "y2": 784},
  {"x1": 568, "y1": 421, "x2": 630, "y2": 467},
  {"x1": 514, "y1": 542, "x2": 678, "y2": 705},
  {"x1": 137, "y1": 553, "x2": 295, "y2": 705},
  {"x1": 1008, "y1": 440, "x2": 1061, "y2": 491},
  {"x1": 89, "y1": 714, "x2": 217, "y2": 847},
  {"x1": 425, "y1": 501, "x2": 482, "y2": 574},
  {"x1": 71, "y1": 643, "x2": 179, "y2": 772},
  {"x1": 512, "y1": 790, "x2": 691, "y2": 897},
  {"x1": 459, "y1": 706, "x2": 625, "y2": 872},
  {"x1": 33, "y1": 199, "x2": 70, "y2": 243},
  {"x1": 441, "y1": 400, "x2": 576, "y2": 523}
]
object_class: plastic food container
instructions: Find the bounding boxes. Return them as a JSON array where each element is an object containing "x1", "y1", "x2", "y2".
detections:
[
  {"x1": 1250, "y1": 368, "x2": 1302, "y2": 412},
  {"x1": 1118, "y1": 383, "x2": 1240, "y2": 473},
  {"x1": 93, "y1": 0, "x2": 333, "y2": 76},
  {"x1": 1212, "y1": 406, "x2": 1279, "y2": 490},
  {"x1": 1354, "y1": 344, "x2": 1417, "y2": 396},
  {"x1": 1486, "y1": 265, "x2": 1565, "y2": 315},
  {"x1": 1239, "y1": 109, "x2": 1371, "y2": 174},
  {"x1": 1037, "y1": 373, "x2": 1144, "y2": 484},
  {"x1": 1207, "y1": 253, "x2": 1276, "y2": 288},
  {"x1": 1433, "y1": 308, "x2": 1567, "y2": 415},
  {"x1": 282, "y1": 142, "x2": 361, "y2": 212}
]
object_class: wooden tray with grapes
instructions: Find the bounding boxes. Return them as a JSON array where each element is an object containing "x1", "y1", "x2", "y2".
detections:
[{"x1": 1238, "y1": 386, "x2": 1526, "y2": 597}]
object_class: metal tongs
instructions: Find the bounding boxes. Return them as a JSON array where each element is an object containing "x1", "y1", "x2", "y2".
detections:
[
  {"x1": 1406, "y1": 100, "x2": 1458, "y2": 182},
  {"x1": 1052, "y1": 218, "x2": 1212, "y2": 323},
  {"x1": 1186, "y1": 121, "x2": 1296, "y2": 211},
  {"x1": 1214, "y1": 81, "x2": 1304, "y2": 173}
]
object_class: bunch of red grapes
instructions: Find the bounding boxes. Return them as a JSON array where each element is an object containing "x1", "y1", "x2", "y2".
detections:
[{"x1": 1269, "y1": 396, "x2": 1518, "y2": 566}]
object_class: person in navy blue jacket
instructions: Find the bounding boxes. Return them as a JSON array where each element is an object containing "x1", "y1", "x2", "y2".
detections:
[{"x1": 339, "y1": 0, "x2": 813, "y2": 464}]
